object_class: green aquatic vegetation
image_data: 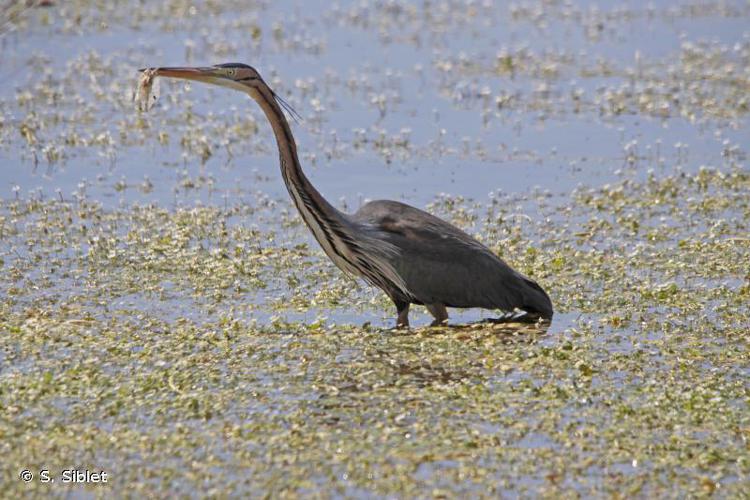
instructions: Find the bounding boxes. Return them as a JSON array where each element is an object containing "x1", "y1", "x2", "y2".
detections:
[{"x1": 1, "y1": 165, "x2": 748, "y2": 497}]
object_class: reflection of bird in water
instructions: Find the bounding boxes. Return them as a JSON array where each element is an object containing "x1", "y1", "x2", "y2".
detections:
[{"x1": 142, "y1": 64, "x2": 553, "y2": 327}]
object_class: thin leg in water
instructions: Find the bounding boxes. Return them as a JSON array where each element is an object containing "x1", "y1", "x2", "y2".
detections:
[
  {"x1": 394, "y1": 299, "x2": 410, "y2": 328},
  {"x1": 426, "y1": 303, "x2": 449, "y2": 326}
]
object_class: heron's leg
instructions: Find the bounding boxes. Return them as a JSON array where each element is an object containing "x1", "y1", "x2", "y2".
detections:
[
  {"x1": 426, "y1": 303, "x2": 449, "y2": 326},
  {"x1": 394, "y1": 300, "x2": 410, "y2": 328}
]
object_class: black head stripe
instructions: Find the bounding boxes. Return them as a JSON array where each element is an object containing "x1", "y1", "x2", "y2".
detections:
[{"x1": 216, "y1": 62, "x2": 253, "y2": 69}]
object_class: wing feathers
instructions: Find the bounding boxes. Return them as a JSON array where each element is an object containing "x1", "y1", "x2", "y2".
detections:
[{"x1": 353, "y1": 200, "x2": 553, "y2": 318}]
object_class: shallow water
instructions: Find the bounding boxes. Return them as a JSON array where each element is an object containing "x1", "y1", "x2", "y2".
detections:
[
  {"x1": 1, "y1": 1, "x2": 748, "y2": 497},
  {"x1": 2, "y1": 1, "x2": 746, "y2": 208}
]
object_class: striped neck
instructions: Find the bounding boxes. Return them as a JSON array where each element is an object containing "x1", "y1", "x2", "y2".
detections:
[
  {"x1": 252, "y1": 86, "x2": 359, "y2": 272},
  {"x1": 250, "y1": 84, "x2": 410, "y2": 300}
]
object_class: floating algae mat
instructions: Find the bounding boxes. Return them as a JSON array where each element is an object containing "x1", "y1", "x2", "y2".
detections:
[
  {"x1": 1, "y1": 168, "x2": 748, "y2": 496},
  {"x1": 1, "y1": 0, "x2": 749, "y2": 497}
]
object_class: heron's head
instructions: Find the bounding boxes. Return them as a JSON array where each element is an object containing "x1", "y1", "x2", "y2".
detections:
[{"x1": 142, "y1": 63, "x2": 264, "y2": 94}]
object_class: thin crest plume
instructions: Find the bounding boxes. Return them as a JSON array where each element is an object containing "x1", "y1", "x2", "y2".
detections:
[{"x1": 272, "y1": 90, "x2": 302, "y2": 124}]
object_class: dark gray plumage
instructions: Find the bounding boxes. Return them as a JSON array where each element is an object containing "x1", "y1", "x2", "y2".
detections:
[
  {"x1": 146, "y1": 64, "x2": 553, "y2": 327},
  {"x1": 352, "y1": 200, "x2": 553, "y2": 324}
]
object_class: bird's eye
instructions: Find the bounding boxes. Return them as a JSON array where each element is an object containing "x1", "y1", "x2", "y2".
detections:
[{"x1": 227, "y1": 69, "x2": 235, "y2": 76}]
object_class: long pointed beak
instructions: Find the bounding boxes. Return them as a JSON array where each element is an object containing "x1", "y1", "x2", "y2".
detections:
[{"x1": 139, "y1": 66, "x2": 217, "y2": 82}]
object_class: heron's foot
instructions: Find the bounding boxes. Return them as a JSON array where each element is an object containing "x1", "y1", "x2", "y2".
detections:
[
  {"x1": 515, "y1": 311, "x2": 552, "y2": 324},
  {"x1": 426, "y1": 303, "x2": 449, "y2": 327},
  {"x1": 481, "y1": 311, "x2": 551, "y2": 325}
]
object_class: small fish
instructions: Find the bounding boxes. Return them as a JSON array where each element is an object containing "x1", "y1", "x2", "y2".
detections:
[{"x1": 134, "y1": 68, "x2": 160, "y2": 111}]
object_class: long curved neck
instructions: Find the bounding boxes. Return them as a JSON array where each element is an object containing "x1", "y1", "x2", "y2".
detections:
[
  {"x1": 252, "y1": 86, "x2": 356, "y2": 260},
  {"x1": 249, "y1": 83, "x2": 410, "y2": 298}
]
